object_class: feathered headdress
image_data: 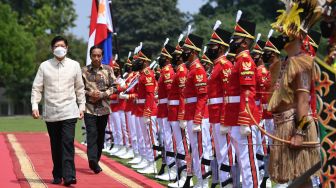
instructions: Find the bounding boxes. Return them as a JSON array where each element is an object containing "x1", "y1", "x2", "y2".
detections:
[{"x1": 271, "y1": 0, "x2": 323, "y2": 37}]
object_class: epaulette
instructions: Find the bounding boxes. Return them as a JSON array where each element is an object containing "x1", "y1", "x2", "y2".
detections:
[
  {"x1": 179, "y1": 66, "x2": 184, "y2": 72},
  {"x1": 144, "y1": 68, "x2": 150, "y2": 75},
  {"x1": 236, "y1": 51, "x2": 249, "y2": 59},
  {"x1": 262, "y1": 67, "x2": 267, "y2": 74},
  {"x1": 164, "y1": 66, "x2": 169, "y2": 71},
  {"x1": 219, "y1": 58, "x2": 227, "y2": 65},
  {"x1": 196, "y1": 63, "x2": 201, "y2": 69}
]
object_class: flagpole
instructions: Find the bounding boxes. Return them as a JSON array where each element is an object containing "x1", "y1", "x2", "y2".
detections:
[{"x1": 108, "y1": 0, "x2": 120, "y2": 61}]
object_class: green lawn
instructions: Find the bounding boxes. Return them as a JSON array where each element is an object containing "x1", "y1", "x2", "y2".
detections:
[{"x1": 0, "y1": 116, "x2": 84, "y2": 142}]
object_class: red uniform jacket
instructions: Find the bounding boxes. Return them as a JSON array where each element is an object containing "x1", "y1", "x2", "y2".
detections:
[
  {"x1": 256, "y1": 65, "x2": 272, "y2": 119},
  {"x1": 168, "y1": 64, "x2": 187, "y2": 121},
  {"x1": 207, "y1": 55, "x2": 227, "y2": 123},
  {"x1": 157, "y1": 64, "x2": 174, "y2": 118},
  {"x1": 223, "y1": 50, "x2": 260, "y2": 126},
  {"x1": 183, "y1": 59, "x2": 209, "y2": 125},
  {"x1": 124, "y1": 72, "x2": 138, "y2": 112},
  {"x1": 136, "y1": 67, "x2": 157, "y2": 118}
]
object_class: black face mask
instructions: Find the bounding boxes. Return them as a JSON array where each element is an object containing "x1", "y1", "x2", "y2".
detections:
[
  {"x1": 158, "y1": 57, "x2": 166, "y2": 68},
  {"x1": 132, "y1": 59, "x2": 143, "y2": 71},
  {"x1": 262, "y1": 52, "x2": 272, "y2": 64},
  {"x1": 124, "y1": 65, "x2": 131, "y2": 73},
  {"x1": 207, "y1": 48, "x2": 219, "y2": 61},
  {"x1": 172, "y1": 54, "x2": 180, "y2": 67},
  {"x1": 181, "y1": 51, "x2": 191, "y2": 62},
  {"x1": 229, "y1": 40, "x2": 242, "y2": 53}
]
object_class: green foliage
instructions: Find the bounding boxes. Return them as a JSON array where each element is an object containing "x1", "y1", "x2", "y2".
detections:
[
  {"x1": 0, "y1": 3, "x2": 36, "y2": 103},
  {"x1": 111, "y1": 0, "x2": 186, "y2": 61},
  {"x1": 0, "y1": 0, "x2": 77, "y2": 36},
  {"x1": 193, "y1": 0, "x2": 281, "y2": 44}
]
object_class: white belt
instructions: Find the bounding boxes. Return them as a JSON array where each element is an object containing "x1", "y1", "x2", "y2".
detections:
[
  {"x1": 111, "y1": 100, "x2": 118, "y2": 104},
  {"x1": 224, "y1": 96, "x2": 240, "y2": 103},
  {"x1": 158, "y1": 98, "x2": 168, "y2": 104},
  {"x1": 185, "y1": 97, "x2": 197, "y2": 104},
  {"x1": 208, "y1": 97, "x2": 223, "y2": 105},
  {"x1": 262, "y1": 104, "x2": 268, "y2": 110},
  {"x1": 137, "y1": 99, "x2": 145, "y2": 104},
  {"x1": 255, "y1": 100, "x2": 260, "y2": 106},
  {"x1": 168, "y1": 100, "x2": 180, "y2": 105}
]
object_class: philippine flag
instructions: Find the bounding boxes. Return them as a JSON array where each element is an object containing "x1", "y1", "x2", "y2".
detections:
[{"x1": 86, "y1": 0, "x2": 114, "y2": 65}]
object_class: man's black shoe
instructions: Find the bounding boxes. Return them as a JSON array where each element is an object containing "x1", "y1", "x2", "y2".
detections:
[
  {"x1": 63, "y1": 178, "x2": 77, "y2": 186},
  {"x1": 93, "y1": 165, "x2": 102, "y2": 174},
  {"x1": 89, "y1": 160, "x2": 102, "y2": 174},
  {"x1": 51, "y1": 177, "x2": 62, "y2": 184}
]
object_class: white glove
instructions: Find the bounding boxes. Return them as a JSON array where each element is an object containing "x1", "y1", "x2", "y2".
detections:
[
  {"x1": 179, "y1": 120, "x2": 187, "y2": 129},
  {"x1": 143, "y1": 117, "x2": 151, "y2": 125},
  {"x1": 120, "y1": 81, "x2": 126, "y2": 88},
  {"x1": 154, "y1": 95, "x2": 158, "y2": 99},
  {"x1": 119, "y1": 92, "x2": 129, "y2": 99},
  {"x1": 240, "y1": 125, "x2": 252, "y2": 136},
  {"x1": 220, "y1": 126, "x2": 229, "y2": 135},
  {"x1": 192, "y1": 124, "x2": 201, "y2": 132}
]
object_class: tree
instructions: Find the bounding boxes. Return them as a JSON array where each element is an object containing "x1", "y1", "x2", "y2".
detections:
[
  {"x1": 193, "y1": 0, "x2": 282, "y2": 44},
  {"x1": 0, "y1": 3, "x2": 36, "y2": 105},
  {"x1": 111, "y1": 0, "x2": 186, "y2": 60},
  {"x1": 0, "y1": 0, "x2": 77, "y2": 36}
]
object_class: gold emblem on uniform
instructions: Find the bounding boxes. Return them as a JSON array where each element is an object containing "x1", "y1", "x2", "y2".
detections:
[
  {"x1": 242, "y1": 61, "x2": 252, "y2": 71},
  {"x1": 146, "y1": 77, "x2": 152, "y2": 83},
  {"x1": 223, "y1": 69, "x2": 231, "y2": 77},
  {"x1": 179, "y1": 77, "x2": 186, "y2": 84},
  {"x1": 164, "y1": 73, "x2": 170, "y2": 79},
  {"x1": 196, "y1": 74, "x2": 203, "y2": 82}
]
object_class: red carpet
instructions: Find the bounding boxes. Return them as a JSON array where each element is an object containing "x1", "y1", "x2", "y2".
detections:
[
  {"x1": 0, "y1": 134, "x2": 21, "y2": 188},
  {"x1": 2, "y1": 132, "x2": 164, "y2": 188}
]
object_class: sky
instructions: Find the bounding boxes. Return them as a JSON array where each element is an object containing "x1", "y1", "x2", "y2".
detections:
[{"x1": 69, "y1": 0, "x2": 207, "y2": 41}]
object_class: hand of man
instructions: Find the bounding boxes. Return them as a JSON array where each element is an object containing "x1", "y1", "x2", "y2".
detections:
[
  {"x1": 220, "y1": 125, "x2": 229, "y2": 135},
  {"x1": 32, "y1": 109, "x2": 40, "y2": 119},
  {"x1": 79, "y1": 111, "x2": 84, "y2": 120},
  {"x1": 240, "y1": 125, "x2": 252, "y2": 136},
  {"x1": 192, "y1": 124, "x2": 201, "y2": 132},
  {"x1": 290, "y1": 134, "x2": 304, "y2": 149},
  {"x1": 179, "y1": 120, "x2": 187, "y2": 129}
]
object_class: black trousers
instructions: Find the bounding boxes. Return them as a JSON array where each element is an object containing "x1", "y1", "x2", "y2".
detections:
[
  {"x1": 46, "y1": 118, "x2": 77, "y2": 179},
  {"x1": 84, "y1": 113, "x2": 108, "y2": 164}
]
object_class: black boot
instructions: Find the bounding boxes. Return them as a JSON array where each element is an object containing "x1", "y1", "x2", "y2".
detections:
[
  {"x1": 182, "y1": 175, "x2": 193, "y2": 188},
  {"x1": 158, "y1": 163, "x2": 166, "y2": 175}
]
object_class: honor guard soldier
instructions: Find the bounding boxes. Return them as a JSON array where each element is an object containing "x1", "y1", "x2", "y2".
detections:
[
  {"x1": 223, "y1": 11, "x2": 260, "y2": 188},
  {"x1": 181, "y1": 32, "x2": 211, "y2": 188},
  {"x1": 167, "y1": 35, "x2": 194, "y2": 188},
  {"x1": 155, "y1": 39, "x2": 177, "y2": 181}
]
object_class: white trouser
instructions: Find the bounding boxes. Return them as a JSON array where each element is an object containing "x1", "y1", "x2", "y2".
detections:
[
  {"x1": 158, "y1": 117, "x2": 175, "y2": 165},
  {"x1": 212, "y1": 123, "x2": 233, "y2": 183},
  {"x1": 110, "y1": 111, "x2": 123, "y2": 145},
  {"x1": 186, "y1": 119, "x2": 212, "y2": 181},
  {"x1": 104, "y1": 116, "x2": 113, "y2": 146},
  {"x1": 170, "y1": 121, "x2": 187, "y2": 167},
  {"x1": 264, "y1": 119, "x2": 274, "y2": 145},
  {"x1": 126, "y1": 112, "x2": 138, "y2": 153},
  {"x1": 135, "y1": 116, "x2": 145, "y2": 157},
  {"x1": 139, "y1": 116, "x2": 158, "y2": 162},
  {"x1": 230, "y1": 125, "x2": 260, "y2": 188},
  {"x1": 256, "y1": 121, "x2": 265, "y2": 168},
  {"x1": 118, "y1": 110, "x2": 130, "y2": 147}
]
